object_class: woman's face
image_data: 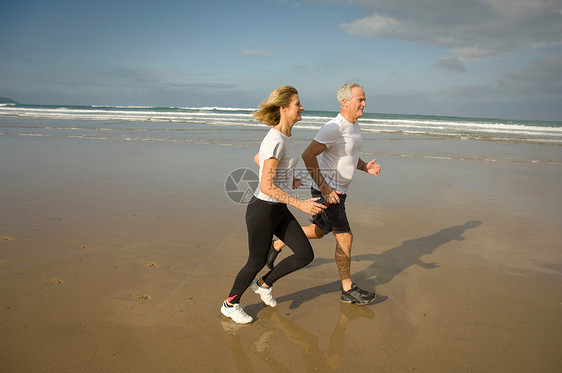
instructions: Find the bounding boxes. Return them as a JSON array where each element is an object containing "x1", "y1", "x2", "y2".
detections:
[{"x1": 283, "y1": 94, "x2": 304, "y2": 124}]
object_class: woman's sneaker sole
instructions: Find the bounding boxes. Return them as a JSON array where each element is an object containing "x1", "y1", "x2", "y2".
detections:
[{"x1": 221, "y1": 302, "x2": 253, "y2": 324}]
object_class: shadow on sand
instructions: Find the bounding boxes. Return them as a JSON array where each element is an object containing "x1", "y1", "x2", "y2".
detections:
[
  {"x1": 221, "y1": 221, "x2": 483, "y2": 371},
  {"x1": 274, "y1": 220, "x2": 482, "y2": 310}
]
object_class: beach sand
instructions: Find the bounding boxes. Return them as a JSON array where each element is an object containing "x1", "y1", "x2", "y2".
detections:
[{"x1": 1, "y1": 134, "x2": 561, "y2": 372}]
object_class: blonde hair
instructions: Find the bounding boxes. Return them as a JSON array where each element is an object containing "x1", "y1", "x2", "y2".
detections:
[
  {"x1": 254, "y1": 86, "x2": 299, "y2": 126},
  {"x1": 337, "y1": 82, "x2": 363, "y2": 107}
]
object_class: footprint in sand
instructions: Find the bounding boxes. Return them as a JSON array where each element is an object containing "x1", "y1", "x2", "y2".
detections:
[{"x1": 135, "y1": 294, "x2": 151, "y2": 301}]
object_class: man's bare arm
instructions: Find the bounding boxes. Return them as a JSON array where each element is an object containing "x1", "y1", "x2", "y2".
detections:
[{"x1": 302, "y1": 140, "x2": 342, "y2": 204}]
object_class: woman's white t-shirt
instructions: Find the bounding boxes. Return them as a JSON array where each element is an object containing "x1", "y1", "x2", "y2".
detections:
[{"x1": 254, "y1": 128, "x2": 297, "y2": 203}]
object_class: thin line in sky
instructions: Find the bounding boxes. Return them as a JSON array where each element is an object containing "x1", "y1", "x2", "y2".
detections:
[{"x1": 368, "y1": 54, "x2": 413, "y2": 100}]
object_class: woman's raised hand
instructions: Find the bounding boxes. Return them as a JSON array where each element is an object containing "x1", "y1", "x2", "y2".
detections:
[{"x1": 297, "y1": 197, "x2": 327, "y2": 215}]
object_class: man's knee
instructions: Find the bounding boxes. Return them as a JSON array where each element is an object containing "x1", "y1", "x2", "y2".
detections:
[
  {"x1": 304, "y1": 224, "x2": 325, "y2": 239},
  {"x1": 335, "y1": 231, "x2": 353, "y2": 250},
  {"x1": 314, "y1": 225, "x2": 326, "y2": 239}
]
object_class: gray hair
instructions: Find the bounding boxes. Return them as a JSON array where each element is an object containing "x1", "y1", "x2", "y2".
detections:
[{"x1": 337, "y1": 82, "x2": 364, "y2": 107}]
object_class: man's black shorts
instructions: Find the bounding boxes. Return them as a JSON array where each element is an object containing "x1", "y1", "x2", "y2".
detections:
[{"x1": 310, "y1": 187, "x2": 351, "y2": 234}]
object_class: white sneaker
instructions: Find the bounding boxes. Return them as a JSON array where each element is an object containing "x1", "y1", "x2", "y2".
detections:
[
  {"x1": 250, "y1": 278, "x2": 277, "y2": 307},
  {"x1": 221, "y1": 302, "x2": 253, "y2": 324}
]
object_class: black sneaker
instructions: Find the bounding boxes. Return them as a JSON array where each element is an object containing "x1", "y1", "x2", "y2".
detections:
[
  {"x1": 341, "y1": 283, "x2": 376, "y2": 305},
  {"x1": 266, "y1": 240, "x2": 281, "y2": 269}
]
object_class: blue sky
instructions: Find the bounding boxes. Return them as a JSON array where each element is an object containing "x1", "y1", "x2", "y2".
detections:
[{"x1": 1, "y1": 0, "x2": 561, "y2": 121}]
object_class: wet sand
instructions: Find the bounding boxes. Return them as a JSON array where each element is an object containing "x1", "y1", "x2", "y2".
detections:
[{"x1": 1, "y1": 134, "x2": 561, "y2": 372}]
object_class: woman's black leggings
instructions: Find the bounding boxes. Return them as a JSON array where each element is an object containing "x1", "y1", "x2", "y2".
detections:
[{"x1": 227, "y1": 197, "x2": 314, "y2": 304}]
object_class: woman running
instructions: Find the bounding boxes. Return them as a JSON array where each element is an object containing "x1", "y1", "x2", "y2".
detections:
[{"x1": 221, "y1": 86, "x2": 326, "y2": 324}]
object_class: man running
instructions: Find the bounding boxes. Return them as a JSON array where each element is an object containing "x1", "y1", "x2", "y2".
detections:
[{"x1": 268, "y1": 82, "x2": 381, "y2": 305}]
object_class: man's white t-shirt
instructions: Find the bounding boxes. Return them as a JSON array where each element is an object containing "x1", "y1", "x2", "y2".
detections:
[
  {"x1": 254, "y1": 128, "x2": 297, "y2": 202},
  {"x1": 311, "y1": 114, "x2": 362, "y2": 193}
]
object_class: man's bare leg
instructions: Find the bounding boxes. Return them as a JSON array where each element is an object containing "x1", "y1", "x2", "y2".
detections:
[
  {"x1": 334, "y1": 232, "x2": 353, "y2": 291},
  {"x1": 272, "y1": 224, "x2": 325, "y2": 251},
  {"x1": 334, "y1": 231, "x2": 376, "y2": 304}
]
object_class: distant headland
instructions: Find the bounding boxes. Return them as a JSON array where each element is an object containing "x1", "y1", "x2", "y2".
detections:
[{"x1": 0, "y1": 97, "x2": 19, "y2": 104}]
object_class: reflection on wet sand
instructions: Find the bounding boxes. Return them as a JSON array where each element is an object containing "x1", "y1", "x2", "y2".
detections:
[{"x1": 221, "y1": 302, "x2": 374, "y2": 372}]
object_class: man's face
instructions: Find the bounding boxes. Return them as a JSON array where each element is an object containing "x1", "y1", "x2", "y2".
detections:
[{"x1": 343, "y1": 87, "x2": 366, "y2": 123}]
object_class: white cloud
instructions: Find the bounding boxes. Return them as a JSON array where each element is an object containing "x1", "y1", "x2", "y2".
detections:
[
  {"x1": 341, "y1": 13, "x2": 400, "y2": 36},
  {"x1": 434, "y1": 57, "x2": 468, "y2": 72},
  {"x1": 337, "y1": 0, "x2": 562, "y2": 59},
  {"x1": 453, "y1": 46, "x2": 494, "y2": 60}
]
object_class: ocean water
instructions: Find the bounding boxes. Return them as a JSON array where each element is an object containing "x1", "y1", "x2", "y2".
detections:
[{"x1": 1, "y1": 103, "x2": 561, "y2": 164}]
